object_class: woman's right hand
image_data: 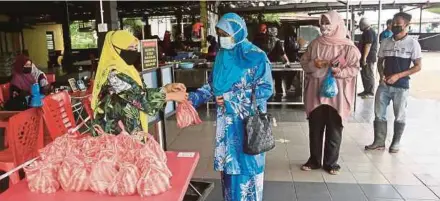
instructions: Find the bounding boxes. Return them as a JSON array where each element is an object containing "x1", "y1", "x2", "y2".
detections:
[
  {"x1": 166, "y1": 92, "x2": 188, "y2": 103},
  {"x1": 314, "y1": 59, "x2": 329, "y2": 68},
  {"x1": 215, "y1": 96, "x2": 224, "y2": 106}
]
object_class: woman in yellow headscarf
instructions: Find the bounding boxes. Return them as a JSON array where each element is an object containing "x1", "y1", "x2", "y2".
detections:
[{"x1": 92, "y1": 30, "x2": 187, "y2": 136}]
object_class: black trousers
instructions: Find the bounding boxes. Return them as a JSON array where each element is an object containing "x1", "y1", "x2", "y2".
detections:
[
  {"x1": 273, "y1": 71, "x2": 284, "y2": 94},
  {"x1": 360, "y1": 62, "x2": 375, "y2": 94},
  {"x1": 306, "y1": 105, "x2": 343, "y2": 170}
]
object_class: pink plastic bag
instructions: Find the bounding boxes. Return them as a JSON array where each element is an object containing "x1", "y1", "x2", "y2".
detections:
[
  {"x1": 89, "y1": 158, "x2": 118, "y2": 194},
  {"x1": 107, "y1": 162, "x2": 140, "y2": 196},
  {"x1": 24, "y1": 160, "x2": 60, "y2": 194},
  {"x1": 137, "y1": 164, "x2": 171, "y2": 197},
  {"x1": 176, "y1": 101, "x2": 202, "y2": 128},
  {"x1": 58, "y1": 154, "x2": 90, "y2": 192}
]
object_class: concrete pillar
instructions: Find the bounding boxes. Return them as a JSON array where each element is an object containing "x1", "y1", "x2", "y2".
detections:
[
  {"x1": 143, "y1": 15, "x2": 151, "y2": 39},
  {"x1": 419, "y1": 7, "x2": 423, "y2": 33},
  {"x1": 378, "y1": 0, "x2": 382, "y2": 39},
  {"x1": 176, "y1": 11, "x2": 183, "y2": 38},
  {"x1": 351, "y1": 6, "x2": 355, "y2": 41},
  {"x1": 346, "y1": 0, "x2": 350, "y2": 28},
  {"x1": 96, "y1": 1, "x2": 119, "y2": 53},
  {"x1": 200, "y1": 0, "x2": 208, "y2": 53}
]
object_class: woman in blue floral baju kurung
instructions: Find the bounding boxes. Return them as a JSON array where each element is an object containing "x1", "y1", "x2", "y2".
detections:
[{"x1": 188, "y1": 13, "x2": 273, "y2": 201}]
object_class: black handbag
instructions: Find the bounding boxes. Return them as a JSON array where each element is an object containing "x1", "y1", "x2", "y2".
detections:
[{"x1": 243, "y1": 88, "x2": 275, "y2": 155}]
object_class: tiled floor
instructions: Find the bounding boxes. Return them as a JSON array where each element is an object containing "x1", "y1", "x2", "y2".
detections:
[{"x1": 166, "y1": 94, "x2": 440, "y2": 200}]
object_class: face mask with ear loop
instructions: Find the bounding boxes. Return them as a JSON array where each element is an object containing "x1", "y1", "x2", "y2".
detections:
[
  {"x1": 111, "y1": 32, "x2": 141, "y2": 66},
  {"x1": 219, "y1": 25, "x2": 244, "y2": 49},
  {"x1": 113, "y1": 45, "x2": 140, "y2": 66}
]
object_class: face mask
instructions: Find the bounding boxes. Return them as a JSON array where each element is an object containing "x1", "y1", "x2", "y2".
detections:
[
  {"x1": 392, "y1": 25, "x2": 404, "y2": 35},
  {"x1": 220, "y1": 37, "x2": 235, "y2": 49},
  {"x1": 23, "y1": 67, "x2": 32, "y2": 74},
  {"x1": 115, "y1": 46, "x2": 140, "y2": 65},
  {"x1": 320, "y1": 25, "x2": 332, "y2": 36},
  {"x1": 219, "y1": 26, "x2": 243, "y2": 49}
]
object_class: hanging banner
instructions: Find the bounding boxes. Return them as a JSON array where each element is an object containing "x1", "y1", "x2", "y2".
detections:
[{"x1": 140, "y1": 39, "x2": 159, "y2": 70}]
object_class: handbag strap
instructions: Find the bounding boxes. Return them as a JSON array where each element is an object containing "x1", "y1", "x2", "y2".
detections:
[{"x1": 250, "y1": 85, "x2": 260, "y2": 115}]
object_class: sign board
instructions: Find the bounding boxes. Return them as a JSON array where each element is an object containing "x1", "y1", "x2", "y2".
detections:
[{"x1": 141, "y1": 39, "x2": 159, "y2": 70}]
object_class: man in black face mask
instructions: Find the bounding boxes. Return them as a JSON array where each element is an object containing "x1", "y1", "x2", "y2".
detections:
[{"x1": 365, "y1": 12, "x2": 422, "y2": 153}]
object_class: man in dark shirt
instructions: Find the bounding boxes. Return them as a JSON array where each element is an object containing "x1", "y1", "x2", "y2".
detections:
[
  {"x1": 284, "y1": 25, "x2": 301, "y2": 96},
  {"x1": 267, "y1": 27, "x2": 290, "y2": 95},
  {"x1": 365, "y1": 12, "x2": 422, "y2": 153},
  {"x1": 253, "y1": 24, "x2": 270, "y2": 53},
  {"x1": 358, "y1": 18, "x2": 378, "y2": 98}
]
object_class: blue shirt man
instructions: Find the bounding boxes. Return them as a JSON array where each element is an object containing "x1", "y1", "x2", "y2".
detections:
[{"x1": 379, "y1": 19, "x2": 394, "y2": 43}]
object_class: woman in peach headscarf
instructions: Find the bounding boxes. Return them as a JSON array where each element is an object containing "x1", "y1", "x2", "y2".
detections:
[{"x1": 300, "y1": 11, "x2": 361, "y2": 175}]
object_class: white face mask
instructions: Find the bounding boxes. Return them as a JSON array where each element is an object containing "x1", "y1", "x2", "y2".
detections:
[
  {"x1": 219, "y1": 26, "x2": 243, "y2": 49},
  {"x1": 320, "y1": 24, "x2": 332, "y2": 36},
  {"x1": 220, "y1": 37, "x2": 235, "y2": 49}
]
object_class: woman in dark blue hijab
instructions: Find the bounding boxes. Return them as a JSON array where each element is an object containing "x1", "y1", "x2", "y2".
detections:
[{"x1": 188, "y1": 13, "x2": 273, "y2": 201}]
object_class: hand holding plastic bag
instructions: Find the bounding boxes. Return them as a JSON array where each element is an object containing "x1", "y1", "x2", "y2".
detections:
[{"x1": 320, "y1": 68, "x2": 338, "y2": 98}]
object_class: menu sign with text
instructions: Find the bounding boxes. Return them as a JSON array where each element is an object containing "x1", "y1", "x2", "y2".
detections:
[{"x1": 141, "y1": 39, "x2": 158, "y2": 70}]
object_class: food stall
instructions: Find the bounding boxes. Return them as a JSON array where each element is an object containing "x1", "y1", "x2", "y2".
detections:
[{"x1": 0, "y1": 38, "x2": 213, "y2": 201}]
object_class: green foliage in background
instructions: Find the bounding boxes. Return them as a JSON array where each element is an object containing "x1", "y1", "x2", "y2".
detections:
[
  {"x1": 69, "y1": 21, "x2": 97, "y2": 49},
  {"x1": 243, "y1": 13, "x2": 281, "y2": 26},
  {"x1": 123, "y1": 18, "x2": 144, "y2": 35},
  {"x1": 428, "y1": 7, "x2": 440, "y2": 14}
]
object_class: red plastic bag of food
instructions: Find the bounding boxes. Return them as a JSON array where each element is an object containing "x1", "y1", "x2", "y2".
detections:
[
  {"x1": 135, "y1": 133, "x2": 172, "y2": 178},
  {"x1": 176, "y1": 101, "x2": 202, "y2": 128},
  {"x1": 58, "y1": 154, "x2": 90, "y2": 192},
  {"x1": 137, "y1": 164, "x2": 171, "y2": 197},
  {"x1": 107, "y1": 162, "x2": 140, "y2": 196},
  {"x1": 89, "y1": 158, "x2": 118, "y2": 194},
  {"x1": 24, "y1": 160, "x2": 60, "y2": 194}
]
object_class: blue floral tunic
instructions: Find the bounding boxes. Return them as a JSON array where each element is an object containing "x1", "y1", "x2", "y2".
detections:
[{"x1": 189, "y1": 61, "x2": 273, "y2": 201}]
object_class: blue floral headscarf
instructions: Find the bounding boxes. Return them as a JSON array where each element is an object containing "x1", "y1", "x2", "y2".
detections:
[{"x1": 212, "y1": 13, "x2": 267, "y2": 96}]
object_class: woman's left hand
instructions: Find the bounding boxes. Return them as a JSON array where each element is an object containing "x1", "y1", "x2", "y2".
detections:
[
  {"x1": 331, "y1": 67, "x2": 341, "y2": 75},
  {"x1": 166, "y1": 91, "x2": 188, "y2": 102},
  {"x1": 165, "y1": 83, "x2": 186, "y2": 93}
]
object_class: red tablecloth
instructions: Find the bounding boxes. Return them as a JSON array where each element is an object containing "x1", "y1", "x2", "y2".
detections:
[{"x1": 0, "y1": 151, "x2": 200, "y2": 201}]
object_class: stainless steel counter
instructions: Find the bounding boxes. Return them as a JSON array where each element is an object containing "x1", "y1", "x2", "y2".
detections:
[{"x1": 174, "y1": 62, "x2": 305, "y2": 105}]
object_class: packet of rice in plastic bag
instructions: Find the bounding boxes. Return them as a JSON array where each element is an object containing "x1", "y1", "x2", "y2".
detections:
[
  {"x1": 24, "y1": 160, "x2": 60, "y2": 193},
  {"x1": 137, "y1": 164, "x2": 171, "y2": 197},
  {"x1": 58, "y1": 154, "x2": 90, "y2": 192},
  {"x1": 176, "y1": 101, "x2": 202, "y2": 128},
  {"x1": 107, "y1": 162, "x2": 140, "y2": 196}
]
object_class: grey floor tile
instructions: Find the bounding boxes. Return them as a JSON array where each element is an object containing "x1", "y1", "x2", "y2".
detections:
[
  {"x1": 394, "y1": 185, "x2": 439, "y2": 200},
  {"x1": 327, "y1": 183, "x2": 367, "y2": 198},
  {"x1": 367, "y1": 199, "x2": 403, "y2": 201},
  {"x1": 263, "y1": 181, "x2": 296, "y2": 201},
  {"x1": 359, "y1": 184, "x2": 402, "y2": 199},
  {"x1": 294, "y1": 182, "x2": 331, "y2": 199},
  {"x1": 202, "y1": 179, "x2": 222, "y2": 201},
  {"x1": 404, "y1": 200, "x2": 440, "y2": 201},
  {"x1": 331, "y1": 197, "x2": 368, "y2": 201},
  {"x1": 297, "y1": 197, "x2": 331, "y2": 201}
]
